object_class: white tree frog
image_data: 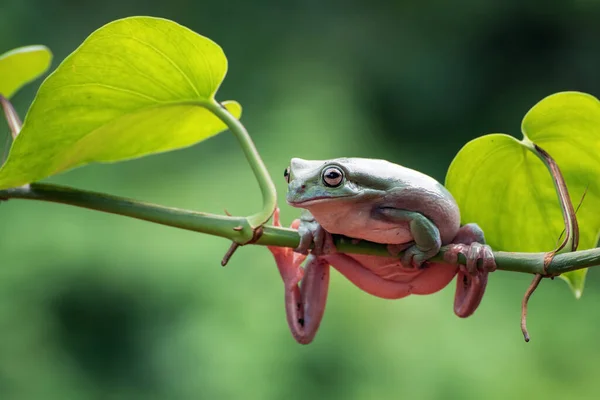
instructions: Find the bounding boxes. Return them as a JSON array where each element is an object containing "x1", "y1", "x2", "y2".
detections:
[{"x1": 268, "y1": 157, "x2": 496, "y2": 344}]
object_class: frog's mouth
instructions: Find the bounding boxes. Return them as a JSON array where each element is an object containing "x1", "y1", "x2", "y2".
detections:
[
  {"x1": 287, "y1": 194, "x2": 355, "y2": 207},
  {"x1": 287, "y1": 197, "x2": 330, "y2": 207}
]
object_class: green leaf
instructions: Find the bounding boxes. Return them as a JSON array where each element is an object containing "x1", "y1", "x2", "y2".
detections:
[
  {"x1": 0, "y1": 45, "x2": 52, "y2": 98},
  {"x1": 0, "y1": 17, "x2": 241, "y2": 190},
  {"x1": 446, "y1": 91, "x2": 600, "y2": 298}
]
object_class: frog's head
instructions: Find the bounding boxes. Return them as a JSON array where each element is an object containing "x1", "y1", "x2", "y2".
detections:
[{"x1": 284, "y1": 157, "x2": 389, "y2": 208}]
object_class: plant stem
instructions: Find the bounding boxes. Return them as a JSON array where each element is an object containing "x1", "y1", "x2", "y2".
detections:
[
  {"x1": 522, "y1": 139, "x2": 579, "y2": 256},
  {"x1": 1, "y1": 182, "x2": 598, "y2": 276},
  {"x1": 201, "y1": 100, "x2": 277, "y2": 229},
  {"x1": 0, "y1": 183, "x2": 251, "y2": 240}
]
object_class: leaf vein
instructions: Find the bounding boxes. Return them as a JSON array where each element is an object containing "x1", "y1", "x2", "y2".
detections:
[
  {"x1": 55, "y1": 82, "x2": 160, "y2": 102},
  {"x1": 95, "y1": 33, "x2": 201, "y2": 98},
  {"x1": 74, "y1": 51, "x2": 180, "y2": 98}
]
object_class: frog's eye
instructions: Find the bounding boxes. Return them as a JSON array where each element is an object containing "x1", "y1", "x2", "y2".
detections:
[
  {"x1": 284, "y1": 167, "x2": 291, "y2": 183},
  {"x1": 322, "y1": 167, "x2": 344, "y2": 187}
]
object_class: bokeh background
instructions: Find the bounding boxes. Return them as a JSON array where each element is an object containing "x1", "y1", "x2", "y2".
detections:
[{"x1": 2, "y1": 0, "x2": 600, "y2": 399}]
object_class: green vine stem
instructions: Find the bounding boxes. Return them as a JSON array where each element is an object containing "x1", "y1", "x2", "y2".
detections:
[
  {"x1": 0, "y1": 182, "x2": 598, "y2": 276},
  {"x1": 201, "y1": 100, "x2": 277, "y2": 230}
]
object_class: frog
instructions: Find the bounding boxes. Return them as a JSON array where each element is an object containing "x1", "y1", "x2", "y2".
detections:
[{"x1": 267, "y1": 157, "x2": 496, "y2": 345}]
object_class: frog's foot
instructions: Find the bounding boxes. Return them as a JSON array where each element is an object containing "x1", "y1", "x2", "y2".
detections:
[
  {"x1": 388, "y1": 242, "x2": 425, "y2": 268},
  {"x1": 386, "y1": 242, "x2": 413, "y2": 257},
  {"x1": 296, "y1": 215, "x2": 336, "y2": 256},
  {"x1": 446, "y1": 223, "x2": 496, "y2": 274},
  {"x1": 445, "y1": 241, "x2": 496, "y2": 318},
  {"x1": 400, "y1": 244, "x2": 439, "y2": 269},
  {"x1": 284, "y1": 254, "x2": 330, "y2": 344},
  {"x1": 268, "y1": 208, "x2": 331, "y2": 344},
  {"x1": 445, "y1": 242, "x2": 496, "y2": 275}
]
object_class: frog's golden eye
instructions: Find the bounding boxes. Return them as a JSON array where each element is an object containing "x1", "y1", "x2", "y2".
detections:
[
  {"x1": 284, "y1": 167, "x2": 291, "y2": 183},
  {"x1": 322, "y1": 167, "x2": 344, "y2": 187}
]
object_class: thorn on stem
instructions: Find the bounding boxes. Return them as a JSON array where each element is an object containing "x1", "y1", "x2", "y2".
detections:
[
  {"x1": 224, "y1": 209, "x2": 232, "y2": 216},
  {"x1": 521, "y1": 274, "x2": 543, "y2": 343},
  {"x1": 221, "y1": 226, "x2": 264, "y2": 267},
  {"x1": 221, "y1": 242, "x2": 240, "y2": 266}
]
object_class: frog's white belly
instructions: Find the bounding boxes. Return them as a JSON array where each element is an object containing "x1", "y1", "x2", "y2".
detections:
[
  {"x1": 348, "y1": 254, "x2": 419, "y2": 281},
  {"x1": 335, "y1": 253, "x2": 457, "y2": 295},
  {"x1": 309, "y1": 202, "x2": 414, "y2": 244}
]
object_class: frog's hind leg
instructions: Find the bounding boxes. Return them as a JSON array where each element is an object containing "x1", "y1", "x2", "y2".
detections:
[
  {"x1": 283, "y1": 255, "x2": 330, "y2": 344},
  {"x1": 446, "y1": 223, "x2": 496, "y2": 318},
  {"x1": 268, "y1": 209, "x2": 331, "y2": 344}
]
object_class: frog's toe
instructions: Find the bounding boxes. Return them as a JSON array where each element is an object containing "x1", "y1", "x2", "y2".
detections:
[
  {"x1": 320, "y1": 231, "x2": 337, "y2": 255},
  {"x1": 387, "y1": 243, "x2": 413, "y2": 257},
  {"x1": 312, "y1": 225, "x2": 336, "y2": 255},
  {"x1": 295, "y1": 231, "x2": 313, "y2": 255},
  {"x1": 311, "y1": 224, "x2": 326, "y2": 254},
  {"x1": 401, "y1": 246, "x2": 429, "y2": 268},
  {"x1": 295, "y1": 222, "x2": 330, "y2": 255},
  {"x1": 445, "y1": 242, "x2": 496, "y2": 275},
  {"x1": 468, "y1": 242, "x2": 496, "y2": 274}
]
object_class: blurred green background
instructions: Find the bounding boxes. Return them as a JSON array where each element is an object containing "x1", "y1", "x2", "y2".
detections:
[{"x1": 2, "y1": 1, "x2": 600, "y2": 399}]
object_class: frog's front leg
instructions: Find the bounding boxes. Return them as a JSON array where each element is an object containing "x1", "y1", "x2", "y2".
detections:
[
  {"x1": 268, "y1": 209, "x2": 330, "y2": 344},
  {"x1": 295, "y1": 209, "x2": 336, "y2": 255},
  {"x1": 378, "y1": 209, "x2": 441, "y2": 267},
  {"x1": 445, "y1": 223, "x2": 496, "y2": 318}
]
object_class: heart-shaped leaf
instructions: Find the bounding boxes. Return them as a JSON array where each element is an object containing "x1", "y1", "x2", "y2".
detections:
[
  {"x1": 446, "y1": 91, "x2": 600, "y2": 298},
  {"x1": 0, "y1": 45, "x2": 52, "y2": 98},
  {"x1": 0, "y1": 17, "x2": 241, "y2": 190}
]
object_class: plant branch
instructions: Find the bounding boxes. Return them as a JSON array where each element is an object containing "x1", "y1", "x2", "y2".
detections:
[
  {"x1": 1, "y1": 182, "x2": 599, "y2": 276},
  {"x1": 201, "y1": 100, "x2": 277, "y2": 229}
]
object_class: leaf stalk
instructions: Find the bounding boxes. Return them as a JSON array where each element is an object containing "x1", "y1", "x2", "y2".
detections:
[{"x1": 201, "y1": 100, "x2": 277, "y2": 230}]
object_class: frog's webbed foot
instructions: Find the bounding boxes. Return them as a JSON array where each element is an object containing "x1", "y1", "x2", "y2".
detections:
[
  {"x1": 296, "y1": 212, "x2": 337, "y2": 256},
  {"x1": 445, "y1": 223, "x2": 496, "y2": 274},
  {"x1": 444, "y1": 223, "x2": 496, "y2": 318},
  {"x1": 387, "y1": 242, "x2": 413, "y2": 257},
  {"x1": 378, "y1": 209, "x2": 442, "y2": 268},
  {"x1": 267, "y1": 208, "x2": 330, "y2": 344},
  {"x1": 399, "y1": 245, "x2": 439, "y2": 269},
  {"x1": 445, "y1": 242, "x2": 496, "y2": 275}
]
